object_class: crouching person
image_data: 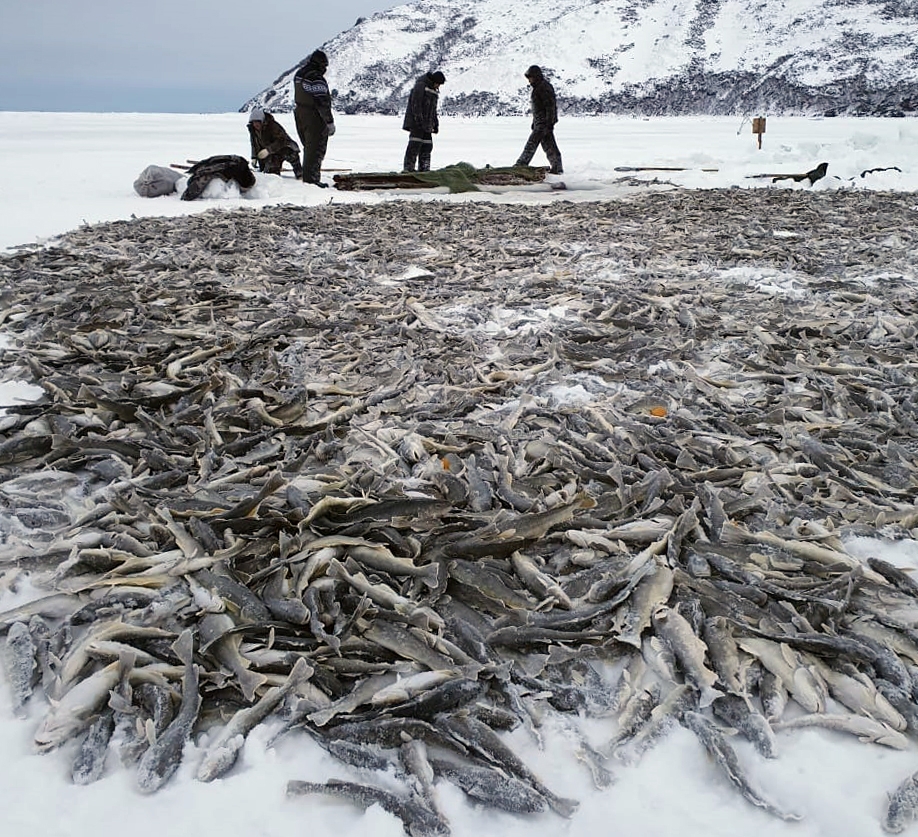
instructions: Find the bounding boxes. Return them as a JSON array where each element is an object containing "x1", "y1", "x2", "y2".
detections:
[
  {"x1": 247, "y1": 107, "x2": 303, "y2": 178},
  {"x1": 181, "y1": 155, "x2": 256, "y2": 201},
  {"x1": 403, "y1": 70, "x2": 445, "y2": 172}
]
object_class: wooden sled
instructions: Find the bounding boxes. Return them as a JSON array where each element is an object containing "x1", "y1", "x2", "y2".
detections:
[{"x1": 333, "y1": 164, "x2": 549, "y2": 193}]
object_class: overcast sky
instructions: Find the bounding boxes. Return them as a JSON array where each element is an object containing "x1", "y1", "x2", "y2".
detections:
[{"x1": 0, "y1": 1, "x2": 398, "y2": 112}]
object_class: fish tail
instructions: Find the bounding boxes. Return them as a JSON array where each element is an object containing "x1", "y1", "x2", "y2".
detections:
[
  {"x1": 419, "y1": 562, "x2": 442, "y2": 589},
  {"x1": 546, "y1": 791, "x2": 580, "y2": 819}
]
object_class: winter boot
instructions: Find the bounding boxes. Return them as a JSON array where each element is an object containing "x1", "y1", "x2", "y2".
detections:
[{"x1": 404, "y1": 140, "x2": 422, "y2": 172}]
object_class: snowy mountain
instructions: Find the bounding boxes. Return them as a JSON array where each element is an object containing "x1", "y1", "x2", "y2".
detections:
[{"x1": 244, "y1": 0, "x2": 918, "y2": 116}]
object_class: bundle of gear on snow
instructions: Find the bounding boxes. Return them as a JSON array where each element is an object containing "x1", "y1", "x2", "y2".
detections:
[{"x1": 133, "y1": 165, "x2": 183, "y2": 198}]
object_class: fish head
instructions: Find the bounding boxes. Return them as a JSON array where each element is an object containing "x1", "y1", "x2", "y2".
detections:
[{"x1": 33, "y1": 712, "x2": 86, "y2": 753}]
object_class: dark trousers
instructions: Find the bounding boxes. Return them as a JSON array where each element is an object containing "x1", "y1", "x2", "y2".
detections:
[
  {"x1": 515, "y1": 127, "x2": 563, "y2": 174},
  {"x1": 260, "y1": 144, "x2": 302, "y2": 177},
  {"x1": 294, "y1": 106, "x2": 329, "y2": 184},
  {"x1": 404, "y1": 131, "x2": 433, "y2": 172}
]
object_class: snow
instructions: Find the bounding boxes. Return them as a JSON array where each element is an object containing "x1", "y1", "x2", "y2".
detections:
[
  {"x1": 1, "y1": 109, "x2": 918, "y2": 837},
  {"x1": 1, "y1": 111, "x2": 917, "y2": 254},
  {"x1": 247, "y1": 0, "x2": 918, "y2": 113}
]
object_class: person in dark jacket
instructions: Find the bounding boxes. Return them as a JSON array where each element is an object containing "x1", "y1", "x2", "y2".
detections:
[
  {"x1": 514, "y1": 65, "x2": 563, "y2": 175},
  {"x1": 247, "y1": 107, "x2": 303, "y2": 178},
  {"x1": 294, "y1": 49, "x2": 336, "y2": 187},
  {"x1": 180, "y1": 155, "x2": 256, "y2": 201},
  {"x1": 402, "y1": 70, "x2": 445, "y2": 172}
]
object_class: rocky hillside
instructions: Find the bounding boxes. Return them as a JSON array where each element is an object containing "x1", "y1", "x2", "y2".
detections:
[{"x1": 244, "y1": 0, "x2": 918, "y2": 116}]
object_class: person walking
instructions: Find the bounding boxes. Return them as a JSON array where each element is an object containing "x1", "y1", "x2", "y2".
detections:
[
  {"x1": 247, "y1": 107, "x2": 303, "y2": 178},
  {"x1": 402, "y1": 70, "x2": 446, "y2": 173},
  {"x1": 514, "y1": 64, "x2": 563, "y2": 175},
  {"x1": 293, "y1": 49, "x2": 336, "y2": 187}
]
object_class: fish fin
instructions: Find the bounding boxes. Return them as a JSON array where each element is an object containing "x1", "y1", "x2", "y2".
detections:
[
  {"x1": 171, "y1": 628, "x2": 195, "y2": 667},
  {"x1": 239, "y1": 668, "x2": 269, "y2": 702},
  {"x1": 290, "y1": 657, "x2": 313, "y2": 682},
  {"x1": 779, "y1": 643, "x2": 798, "y2": 667},
  {"x1": 698, "y1": 686, "x2": 724, "y2": 710},
  {"x1": 108, "y1": 692, "x2": 134, "y2": 714},
  {"x1": 457, "y1": 662, "x2": 484, "y2": 681},
  {"x1": 117, "y1": 649, "x2": 137, "y2": 678},
  {"x1": 547, "y1": 793, "x2": 580, "y2": 819}
]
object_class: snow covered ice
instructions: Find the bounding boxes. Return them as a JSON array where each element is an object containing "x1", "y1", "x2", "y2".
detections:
[
  {"x1": 1, "y1": 112, "x2": 917, "y2": 253},
  {"x1": 1, "y1": 110, "x2": 918, "y2": 837}
]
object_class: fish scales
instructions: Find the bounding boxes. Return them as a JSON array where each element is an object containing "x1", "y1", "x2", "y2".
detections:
[
  {"x1": 1, "y1": 194, "x2": 917, "y2": 832},
  {"x1": 136, "y1": 630, "x2": 201, "y2": 793},
  {"x1": 3, "y1": 621, "x2": 36, "y2": 718},
  {"x1": 681, "y1": 711, "x2": 801, "y2": 821},
  {"x1": 651, "y1": 606, "x2": 722, "y2": 708}
]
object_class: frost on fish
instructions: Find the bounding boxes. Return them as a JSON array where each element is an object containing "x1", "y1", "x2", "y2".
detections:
[
  {"x1": 286, "y1": 779, "x2": 450, "y2": 837},
  {"x1": 682, "y1": 711, "x2": 802, "y2": 822},
  {"x1": 196, "y1": 657, "x2": 312, "y2": 782},
  {"x1": 71, "y1": 710, "x2": 115, "y2": 785},
  {"x1": 429, "y1": 756, "x2": 550, "y2": 813},
  {"x1": 135, "y1": 631, "x2": 200, "y2": 794},
  {"x1": 884, "y1": 770, "x2": 918, "y2": 834},
  {"x1": 3, "y1": 621, "x2": 36, "y2": 718},
  {"x1": 0, "y1": 193, "x2": 917, "y2": 833}
]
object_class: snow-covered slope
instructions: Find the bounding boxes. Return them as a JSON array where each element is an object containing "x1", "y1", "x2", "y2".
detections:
[{"x1": 244, "y1": 0, "x2": 918, "y2": 116}]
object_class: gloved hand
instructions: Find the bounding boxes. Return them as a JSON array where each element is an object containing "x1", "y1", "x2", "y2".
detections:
[
  {"x1": 257, "y1": 148, "x2": 269, "y2": 160},
  {"x1": 327, "y1": 123, "x2": 336, "y2": 136}
]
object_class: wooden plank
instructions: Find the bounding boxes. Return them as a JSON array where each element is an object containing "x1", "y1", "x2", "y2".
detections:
[
  {"x1": 333, "y1": 165, "x2": 550, "y2": 192},
  {"x1": 615, "y1": 166, "x2": 719, "y2": 172}
]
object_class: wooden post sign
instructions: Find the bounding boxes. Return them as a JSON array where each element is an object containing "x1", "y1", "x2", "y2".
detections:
[{"x1": 752, "y1": 116, "x2": 766, "y2": 149}]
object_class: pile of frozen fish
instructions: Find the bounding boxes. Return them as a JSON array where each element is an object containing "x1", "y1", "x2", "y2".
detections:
[{"x1": 0, "y1": 191, "x2": 917, "y2": 834}]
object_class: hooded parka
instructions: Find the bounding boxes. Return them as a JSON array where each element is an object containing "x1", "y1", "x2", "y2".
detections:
[
  {"x1": 294, "y1": 50, "x2": 335, "y2": 185},
  {"x1": 248, "y1": 111, "x2": 302, "y2": 177},
  {"x1": 402, "y1": 70, "x2": 445, "y2": 172},
  {"x1": 515, "y1": 65, "x2": 563, "y2": 174}
]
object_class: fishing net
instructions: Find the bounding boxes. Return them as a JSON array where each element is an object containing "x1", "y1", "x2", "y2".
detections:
[{"x1": 411, "y1": 162, "x2": 481, "y2": 193}]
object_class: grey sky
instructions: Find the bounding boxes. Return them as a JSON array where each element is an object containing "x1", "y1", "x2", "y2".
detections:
[{"x1": 0, "y1": 1, "x2": 397, "y2": 112}]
